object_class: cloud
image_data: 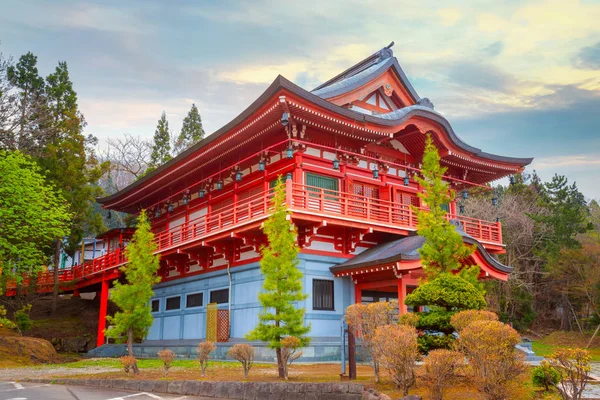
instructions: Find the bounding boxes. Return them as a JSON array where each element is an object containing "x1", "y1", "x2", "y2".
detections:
[
  {"x1": 483, "y1": 41, "x2": 504, "y2": 57},
  {"x1": 533, "y1": 155, "x2": 600, "y2": 170},
  {"x1": 437, "y1": 8, "x2": 462, "y2": 26},
  {"x1": 573, "y1": 41, "x2": 600, "y2": 70}
]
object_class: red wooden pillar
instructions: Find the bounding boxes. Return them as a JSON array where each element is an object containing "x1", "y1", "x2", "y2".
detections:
[
  {"x1": 285, "y1": 176, "x2": 293, "y2": 207},
  {"x1": 72, "y1": 289, "x2": 80, "y2": 298},
  {"x1": 398, "y1": 277, "x2": 407, "y2": 315},
  {"x1": 354, "y1": 282, "x2": 362, "y2": 304},
  {"x1": 96, "y1": 279, "x2": 109, "y2": 347}
]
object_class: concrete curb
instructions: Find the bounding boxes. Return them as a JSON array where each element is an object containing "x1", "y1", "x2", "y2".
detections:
[{"x1": 25, "y1": 378, "x2": 366, "y2": 399}]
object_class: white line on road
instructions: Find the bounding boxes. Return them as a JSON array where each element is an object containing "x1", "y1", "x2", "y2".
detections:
[
  {"x1": 105, "y1": 392, "x2": 170, "y2": 400},
  {"x1": 0, "y1": 384, "x2": 50, "y2": 393}
]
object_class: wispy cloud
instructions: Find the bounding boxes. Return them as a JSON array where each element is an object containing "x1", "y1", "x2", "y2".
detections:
[{"x1": 534, "y1": 155, "x2": 600, "y2": 170}]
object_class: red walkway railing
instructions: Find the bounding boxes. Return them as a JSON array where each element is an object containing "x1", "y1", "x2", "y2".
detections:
[{"x1": 4, "y1": 182, "x2": 502, "y2": 294}]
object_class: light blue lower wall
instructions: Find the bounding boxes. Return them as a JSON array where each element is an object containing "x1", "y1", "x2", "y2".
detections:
[{"x1": 146, "y1": 254, "x2": 352, "y2": 342}]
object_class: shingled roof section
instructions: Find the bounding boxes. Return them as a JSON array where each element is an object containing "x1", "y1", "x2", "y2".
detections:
[
  {"x1": 329, "y1": 225, "x2": 512, "y2": 274},
  {"x1": 311, "y1": 42, "x2": 420, "y2": 102}
]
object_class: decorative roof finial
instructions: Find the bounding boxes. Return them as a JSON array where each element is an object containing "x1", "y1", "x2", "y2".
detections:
[{"x1": 378, "y1": 42, "x2": 394, "y2": 61}]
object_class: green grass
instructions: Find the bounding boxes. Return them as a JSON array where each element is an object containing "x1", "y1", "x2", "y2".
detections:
[
  {"x1": 48, "y1": 358, "x2": 269, "y2": 369},
  {"x1": 532, "y1": 340, "x2": 600, "y2": 362}
]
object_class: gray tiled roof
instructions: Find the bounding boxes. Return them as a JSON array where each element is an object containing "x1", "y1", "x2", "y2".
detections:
[
  {"x1": 311, "y1": 45, "x2": 420, "y2": 102},
  {"x1": 330, "y1": 226, "x2": 511, "y2": 274}
]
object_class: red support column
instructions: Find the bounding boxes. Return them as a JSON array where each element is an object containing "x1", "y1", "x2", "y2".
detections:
[
  {"x1": 398, "y1": 277, "x2": 408, "y2": 315},
  {"x1": 285, "y1": 175, "x2": 293, "y2": 207},
  {"x1": 72, "y1": 289, "x2": 80, "y2": 298},
  {"x1": 97, "y1": 279, "x2": 109, "y2": 347},
  {"x1": 354, "y1": 282, "x2": 362, "y2": 304}
]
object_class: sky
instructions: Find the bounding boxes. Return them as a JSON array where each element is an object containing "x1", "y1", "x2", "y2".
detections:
[{"x1": 1, "y1": 0, "x2": 599, "y2": 199}]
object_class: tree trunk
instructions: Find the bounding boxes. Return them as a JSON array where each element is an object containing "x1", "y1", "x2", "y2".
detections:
[
  {"x1": 127, "y1": 327, "x2": 140, "y2": 375},
  {"x1": 51, "y1": 239, "x2": 60, "y2": 315},
  {"x1": 276, "y1": 347, "x2": 285, "y2": 379}
]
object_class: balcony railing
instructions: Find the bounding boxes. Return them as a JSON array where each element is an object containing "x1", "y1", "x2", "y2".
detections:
[{"x1": 5, "y1": 181, "x2": 502, "y2": 293}]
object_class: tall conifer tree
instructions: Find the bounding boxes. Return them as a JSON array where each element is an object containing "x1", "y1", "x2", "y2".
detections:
[
  {"x1": 106, "y1": 210, "x2": 161, "y2": 374},
  {"x1": 149, "y1": 111, "x2": 172, "y2": 168},
  {"x1": 414, "y1": 134, "x2": 475, "y2": 278},
  {"x1": 174, "y1": 103, "x2": 205, "y2": 155},
  {"x1": 246, "y1": 178, "x2": 310, "y2": 379}
]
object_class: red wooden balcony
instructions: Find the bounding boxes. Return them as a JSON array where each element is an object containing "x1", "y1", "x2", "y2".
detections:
[{"x1": 4, "y1": 181, "x2": 502, "y2": 294}]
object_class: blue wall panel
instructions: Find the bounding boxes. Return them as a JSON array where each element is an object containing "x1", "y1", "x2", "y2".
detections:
[
  {"x1": 146, "y1": 255, "x2": 352, "y2": 343},
  {"x1": 162, "y1": 315, "x2": 181, "y2": 339}
]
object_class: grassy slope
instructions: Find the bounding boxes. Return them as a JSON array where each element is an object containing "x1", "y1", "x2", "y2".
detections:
[{"x1": 532, "y1": 331, "x2": 600, "y2": 361}]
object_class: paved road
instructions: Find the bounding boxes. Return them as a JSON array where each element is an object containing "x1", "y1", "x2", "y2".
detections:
[{"x1": 0, "y1": 381, "x2": 219, "y2": 400}]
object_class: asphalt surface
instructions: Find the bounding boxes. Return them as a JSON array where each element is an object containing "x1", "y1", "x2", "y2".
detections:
[{"x1": 0, "y1": 381, "x2": 220, "y2": 400}]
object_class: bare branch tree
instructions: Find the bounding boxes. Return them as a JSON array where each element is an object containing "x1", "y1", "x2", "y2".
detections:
[{"x1": 99, "y1": 133, "x2": 152, "y2": 194}]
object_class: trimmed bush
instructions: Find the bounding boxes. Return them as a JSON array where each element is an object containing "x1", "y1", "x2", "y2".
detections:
[
  {"x1": 399, "y1": 312, "x2": 419, "y2": 327},
  {"x1": 346, "y1": 301, "x2": 397, "y2": 383},
  {"x1": 118, "y1": 355, "x2": 137, "y2": 374},
  {"x1": 197, "y1": 341, "x2": 216, "y2": 377},
  {"x1": 456, "y1": 320, "x2": 525, "y2": 400},
  {"x1": 228, "y1": 344, "x2": 254, "y2": 379},
  {"x1": 548, "y1": 348, "x2": 591, "y2": 400},
  {"x1": 281, "y1": 336, "x2": 303, "y2": 380},
  {"x1": 420, "y1": 349, "x2": 465, "y2": 400},
  {"x1": 157, "y1": 349, "x2": 175, "y2": 377},
  {"x1": 373, "y1": 324, "x2": 419, "y2": 395},
  {"x1": 531, "y1": 361, "x2": 560, "y2": 391},
  {"x1": 450, "y1": 310, "x2": 498, "y2": 333},
  {"x1": 405, "y1": 273, "x2": 486, "y2": 352}
]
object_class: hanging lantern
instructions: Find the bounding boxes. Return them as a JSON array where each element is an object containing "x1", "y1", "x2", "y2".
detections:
[
  {"x1": 198, "y1": 188, "x2": 205, "y2": 199},
  {"x1": 332, "y1": 158, "x2": 340, "y2": 170},
  {"x1": 286, "y1": 146, "x2": 294, "y2": 159},
  {"x1": 235, "y1": 170, "x2": 243, "y2": 182},
  {"x1": 286, "y1": 173, "x2": 293, "y2": 181},
  {"x1": 372, "y1": 167, "x2": 379, "y2": 179},
  {"x1": 492, "y1": 195, "x2": 498, "y2": 207},
  {"x1": 107, "y1": 210, "x2": 112, "y2": 220},
  {"x1": 281, "y1": 112, "x2": 290, "y2": 127},
  {"x1": 459, "y1": 204, "x2": 465, "y2": 214},
  {"x1": 155, "y1": 207, "x2": 161, "y2": 218},
  {"x1": 462, "y1": 190, "x2": 468, "y2": 200},
  {"x1": 509, "y1": 175, "x2": 516, "y2": 185},
  {"x1": 168, "y1": 202, "x2": 174, "y2": 213},
  {"x1": 216, "y1": 180, "x2": 223, "y2": 190},
  {"x1": 258, "y1": 158, "x2": 265, "y2": 172},
  {"x1": 183, "y1": 194, "x2": 189, "y2": 206},
  {"x1": 496, "y1": 216, "x2": 501, "y2": 223},
  {"x1": 403, "y1": 176, "x2": 410, "y2": 186}
]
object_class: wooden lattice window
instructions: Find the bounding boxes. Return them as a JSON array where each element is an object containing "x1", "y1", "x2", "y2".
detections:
[{"x1": 313, "y1": 279, "x2": 334, "y2": 311}]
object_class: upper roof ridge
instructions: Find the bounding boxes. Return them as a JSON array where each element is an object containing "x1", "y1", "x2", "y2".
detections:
[{"x1": 312, "y1": 42, "x2": 395, "y2": 92}]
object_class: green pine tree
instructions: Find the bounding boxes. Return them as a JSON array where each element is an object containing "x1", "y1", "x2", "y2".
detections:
[
  {"x1": 246, "y1": 177, "x2": 310, "y2": 379},
  {"x1": 414, "y1": 134, "x2": 475, "y2": 278},
  {"x1": 106, "y1": 210, "x2": 161, "y2": 374},
  {"x1": 149, "y1": 111, "x2": 172, "y2": 168},
  {"x1": 0, "y1": 151, "x2": 71, "y2": 290},
  {"x1": 174, "y1": 103, "x2": 205, "y2": 155}
]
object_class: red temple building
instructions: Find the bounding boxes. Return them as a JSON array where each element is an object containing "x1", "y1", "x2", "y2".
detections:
[{"x1": 6, "y1": 43, "x2": 532, "y2": 359}]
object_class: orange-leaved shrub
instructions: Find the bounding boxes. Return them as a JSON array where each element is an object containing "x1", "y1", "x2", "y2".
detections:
[
  {"x1": 373, "y1": 324, "x2": 419, "y2": 395},
  {"x1": 420, "y1": 349, "x2": 465, "y2": 400},
  {"x1": 119, "y1": 355, "x2": 137, "y2": 374},
  {"x1": 157, "y1": 349, "x2": 175, "y2": 377},
  {"x1": 228, "y1": 344, "x2": 255, "y2": 379},
  {"x1": 450, "y1": 310, "x2": 498, "y2": 333},
  {"x1": 197, "y1": 341, "x2": 216, "y2": 377},
  {"x1": 456, "y1": 320, "x2": 525, "y2": 400},
  {"x1": 345, "y1": 301, "x2": 397, "y2": 383},
  {"x1": 281, "y1": 336, "x2": 303, "y2": 380},
  {"x1": 547, "y1": 348, "x2": 591, "y2": 400},
  {"x1": 399, "y1": 312, "x2": 420, "y2": 327}
]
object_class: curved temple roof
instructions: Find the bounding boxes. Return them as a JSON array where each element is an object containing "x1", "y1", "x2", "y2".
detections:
[
  {"x1": 98, "y1": 43, "x2": 533, "y2": 209},
  {"x1": 329, "y1": 227, "x2": 512, "y2": 275}
]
